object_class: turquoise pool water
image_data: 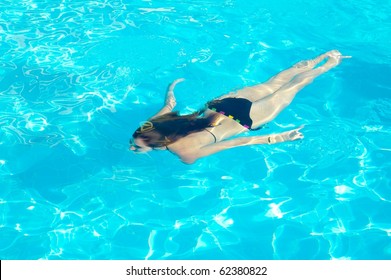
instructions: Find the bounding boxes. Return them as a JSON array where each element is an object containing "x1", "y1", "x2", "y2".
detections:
[{"x1": 0, "y1": 0, "x2": 390, "y2": 260}]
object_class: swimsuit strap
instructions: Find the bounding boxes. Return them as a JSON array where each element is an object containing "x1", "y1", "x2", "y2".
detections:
[
  {"x1": 166, "y1": 129, "x2": 217, "y2": 153},
  {"x1": 204, "y1": 128, "x2": 217, "y2": 143}
]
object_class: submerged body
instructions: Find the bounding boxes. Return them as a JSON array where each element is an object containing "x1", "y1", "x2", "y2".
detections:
[{"x1": 130, "y1": 50, "x2": 349, "y2": 164}]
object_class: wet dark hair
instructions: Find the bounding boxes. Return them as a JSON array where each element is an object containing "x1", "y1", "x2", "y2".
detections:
[{"x1": 132, "y1": 111, "x2": 217, "y2": 148}]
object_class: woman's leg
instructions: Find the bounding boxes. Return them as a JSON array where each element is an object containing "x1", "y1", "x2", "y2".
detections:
[
  {"x1": 232, "y1": 52, "x2": 330, "y2": 102},
  {"x1": 249, "y1": 53, "x2": 342, "y2": 128}
]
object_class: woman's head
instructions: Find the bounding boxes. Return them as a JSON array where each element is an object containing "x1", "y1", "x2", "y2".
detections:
[
  {"x1": 130, "y1": 121, "x2": 171, "y2": 153},
  {"x1": 129, "y1": 111, "x2": 215, "y2": 152}
]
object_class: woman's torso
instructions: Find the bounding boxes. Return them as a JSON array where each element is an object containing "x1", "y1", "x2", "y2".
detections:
[
  {"x1": 166, "y1": 108, "x2": 248, "y2": 155},
  {"x1": 165, "y1": 92, "x2": 257, "y2": 160}
]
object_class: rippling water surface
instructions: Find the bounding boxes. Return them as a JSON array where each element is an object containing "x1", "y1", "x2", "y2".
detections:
[{"x1": 1, "y1": 0, "x2": 390, "y2": 259}]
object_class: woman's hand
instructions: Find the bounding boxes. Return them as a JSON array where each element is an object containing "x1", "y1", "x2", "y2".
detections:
[
  {"x1": 268, "y1": 126, "x2": 304, "y2": 144},
  {"x1": 281, "y1": 125, "x2": 304, "y2": 141},
  {"x1": 165, "y1": 78, "x2": 185, "y2": 110},
  {"x1": 168, "y1": 78, "x2": 185, "y2": 92}
]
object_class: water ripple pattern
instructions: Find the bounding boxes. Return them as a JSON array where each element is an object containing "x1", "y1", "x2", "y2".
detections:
[{"x1": 0, "y1": 0, "x2": 390, "y2": 259}]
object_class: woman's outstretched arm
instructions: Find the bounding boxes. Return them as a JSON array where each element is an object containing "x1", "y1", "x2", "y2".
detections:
[
  {"x1": 180, "y1": 126, "x2": 304, "y2": 164},
  {"x1": 150, "y1": 78, "x2": 185, "y2": 119}
]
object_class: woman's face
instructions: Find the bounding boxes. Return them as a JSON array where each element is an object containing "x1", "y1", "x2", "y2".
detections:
[{"x1": 129, "y1": 137, "x2": 153, "y2": 153}]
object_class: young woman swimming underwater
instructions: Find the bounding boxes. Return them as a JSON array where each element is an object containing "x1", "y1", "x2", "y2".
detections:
[{"x1": 130, "y1": 50, "x2": 350, "y2": 164}]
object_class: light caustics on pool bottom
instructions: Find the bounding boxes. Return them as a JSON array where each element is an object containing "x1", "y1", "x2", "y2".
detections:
[{"x1": 0, "y1": 0, "x2": 390, "y2": 259}]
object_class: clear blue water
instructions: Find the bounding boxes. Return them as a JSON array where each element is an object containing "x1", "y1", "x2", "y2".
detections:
[{"x1": 1, "y1": 0, "x2": 390, "y2": 260}]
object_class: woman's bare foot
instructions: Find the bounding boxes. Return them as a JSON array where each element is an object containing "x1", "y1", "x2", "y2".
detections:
[
  {"x1": 294, "y1": 50, "x2": 351, "y2": 70},
  {"x1": 293, "y1": 52, "x2": 329, "y2": 70},
  {"x1": 324, "y1": 50, "x2": 352, "y2": 67}
]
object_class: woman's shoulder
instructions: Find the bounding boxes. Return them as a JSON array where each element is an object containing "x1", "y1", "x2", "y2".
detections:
[{"x1": 166, "y1": 139, "x2": 199, "y2": 164}]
